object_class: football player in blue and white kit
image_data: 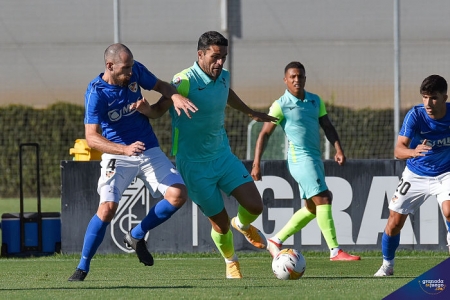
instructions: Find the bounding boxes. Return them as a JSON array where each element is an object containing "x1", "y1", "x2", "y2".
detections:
[
  {"x1": 375, "y1": 75, "x2": 450, "y2": 276},
  {"x1": 68, "y1": 43, "x2": 197, "y2": 281}
]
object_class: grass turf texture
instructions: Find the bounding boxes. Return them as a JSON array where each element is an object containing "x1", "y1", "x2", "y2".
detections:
[
  {"x1": 0, "y1": 200, "x2": 447, "y2": 298},
  {"x1": 0, "y1": 198, "x2": 61, "y2": 215},
  {"x1": 0, "y1": 251, "x2": 447, "y2": 299}
]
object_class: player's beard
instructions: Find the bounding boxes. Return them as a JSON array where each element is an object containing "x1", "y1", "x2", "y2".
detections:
[
  {"x1": 210, "y1": 67, "x2": 222, "y2": 80},
  {"x1": 118, "y1": 77, "x2": 130, "y2": 87},
  {"x1": 199, "y1": 61, "x2": 221, "y2": 80}
]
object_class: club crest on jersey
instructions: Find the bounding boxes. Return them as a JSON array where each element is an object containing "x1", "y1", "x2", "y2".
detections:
[
  {"x1": 172, "y1": 76, "x2": 182, "y2": 88},
  {"x1": 128, "y1": 82, "x2": 138, "y2": 92}
]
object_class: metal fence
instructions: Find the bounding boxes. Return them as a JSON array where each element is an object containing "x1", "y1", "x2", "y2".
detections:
[{"x1": 2, "y1": 0, "x2": 450, "y2": 197}]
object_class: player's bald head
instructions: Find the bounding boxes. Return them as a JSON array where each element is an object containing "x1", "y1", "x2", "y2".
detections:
[{"x1": 104, "y1": 43, "x2": 133, "y2": 65}]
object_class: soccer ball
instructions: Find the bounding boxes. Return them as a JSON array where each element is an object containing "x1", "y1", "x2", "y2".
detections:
[{"x1": 272, "y1": 248, "x2": 306, "y2": 280}]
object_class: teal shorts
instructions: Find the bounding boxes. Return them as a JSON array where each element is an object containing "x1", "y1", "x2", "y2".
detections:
[
  {"x1": 176, "y1": 152, "x2": 253, "y2": 217},
  {"x1": 288, "y1": 156, "x2": 328, "y2": 199}
]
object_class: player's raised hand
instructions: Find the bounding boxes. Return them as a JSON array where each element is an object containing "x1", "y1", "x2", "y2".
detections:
[
  {"x1": 248, "y1": 111, "x2": 278, "y2": 123},
  {"x1": 413, "y1": 139, "x2": 431, "y2": 157},
  {"x1": 124, "y1": 141, "x2": 146, "y2": 156},
  {"x1": 171, "y1": 94, "x2": 198, "y2": 118},
  {"x1": 131, "y1": 97, "x2": 151, "y2": 114}
]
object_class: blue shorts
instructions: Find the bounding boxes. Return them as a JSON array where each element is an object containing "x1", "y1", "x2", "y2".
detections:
[
  {"x1": 176, "y1": 152, "x2": 253, "y2": 217},
  {"x1": 288, "y1": 156, "x2": 328, "y2": 199}
]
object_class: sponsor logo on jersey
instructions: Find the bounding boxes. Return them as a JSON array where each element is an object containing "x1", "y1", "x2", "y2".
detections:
[
  {"x1": 425, "y1": 137, "x2": 450, "y2": 147},
  {"x1": 108, "y1": 103, "x2": 135, "y2": 121}
]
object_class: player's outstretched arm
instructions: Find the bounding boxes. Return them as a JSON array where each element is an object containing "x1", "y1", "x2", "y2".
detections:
[
  {"x1": 85, "y1": 124, "x2": 145, "y2": 156},
  {"x1": 227, "y1": 88, "x2": 278, "y2": 123},
  {"x1": 152, "y1": 79, "x2": 197, "y2": 118}
]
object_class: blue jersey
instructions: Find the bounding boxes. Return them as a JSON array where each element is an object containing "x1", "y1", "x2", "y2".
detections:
[
  {"x1": 400, "y1": 103, "x2": 450, "y2": 176},
  {"x1": 84, "y1": 60, "x2": 159, "y2": 148},
  {"x1": 169, "y1": 62, "x2": 231, "y2": 162}
]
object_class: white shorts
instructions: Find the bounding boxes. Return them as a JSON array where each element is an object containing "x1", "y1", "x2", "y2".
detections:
[
  {"x1": 389, "y1": 166, "x2": 450, "y2": 215},
  {"x1": 97, "y1": 147, "x2": 184, "y2": 203}
]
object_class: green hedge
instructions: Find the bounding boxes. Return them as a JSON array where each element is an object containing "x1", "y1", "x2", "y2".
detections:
[{"x1": 0, "y1": 103, "x2": 403, "y2": 198}]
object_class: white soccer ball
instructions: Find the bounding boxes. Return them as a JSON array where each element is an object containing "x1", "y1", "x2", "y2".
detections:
[{"x1": 272, "y1": 248, "x2": 306, "y2": 280}]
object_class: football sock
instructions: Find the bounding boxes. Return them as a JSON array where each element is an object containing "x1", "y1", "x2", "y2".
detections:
[
  {"x1": 131, "y1": 199, "x2": 179, "y2": 239},
  {"x1": 77, "y1": 214, "x2": 109, "y2": 272},
  {"x1": 211, "y1": 228, "x2": 235, "y2": 259},
  {"x1": 225, "y1": 253, "x2": 238, "y2": 263},
  {"x1": 446, "y1": 220, "x2": 450, "y2": 232},
  {"x1": 276, "y1": 207, "x2": 316, "y2": 242},
  {"x1": 269, "y1": 237, "x2": 283, "y2": 245},
  {"x1": 381, "y1": 231, "x2": 400, "y2": 261},
  {"x1": 235, "y1": 205, "x2": 259, "y2": 230},
  {"x1": 316, "y1": 204, "x2": 339, "y2": 249},
  {"x1": 330, "y1": 247, "x2": 341, "y2": 257}
]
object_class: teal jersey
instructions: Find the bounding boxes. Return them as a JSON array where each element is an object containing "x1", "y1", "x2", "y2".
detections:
[
  {"x1": 169, "y1": 62, "x2": 231, "y2": 162},
  {"x1": 268, "y1": 89, "x2": 327, "y2": 161}
]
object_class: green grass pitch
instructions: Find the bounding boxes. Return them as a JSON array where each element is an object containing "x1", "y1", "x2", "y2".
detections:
[
  {"x1": 0, "y1": 199, "x2": 448, "y2": 299},
  {"x1": 0, "y1": 251, "x2": 447, "y2": 299}
]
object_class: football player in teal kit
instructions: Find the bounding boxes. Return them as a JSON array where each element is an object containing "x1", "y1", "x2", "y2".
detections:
[
  {"x1": 252, "y1": 61, "x2": 360, "y2": 262},
  {"x1": 150, "y1": 31, "x2": 277, "y2": 278}
]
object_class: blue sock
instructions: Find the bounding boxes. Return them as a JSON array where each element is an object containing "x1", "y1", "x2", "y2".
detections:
[
  {"x1": 446, "y1": 220, "x2": 450, "y2": 232},
  {"x1": 381, "y1": 232, "x2": 400, "y2": 261},
  {"x1": 77, "y1": 214, "x2": 109, "y2": 273},
  {"x1": 131, "y1": 199, "x2": 179, "y2": 239}
]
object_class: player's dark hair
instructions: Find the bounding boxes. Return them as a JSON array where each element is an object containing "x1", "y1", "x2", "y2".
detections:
[
  {"x1": 420, "y1": 75, "x2": 447, "y2": 95},
  {"x1": 285, "y1": 61, "x2": 305, "y2": 74},
  {"x1": 197, "y1": 31, "x2": 228, "y2": 52}
]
